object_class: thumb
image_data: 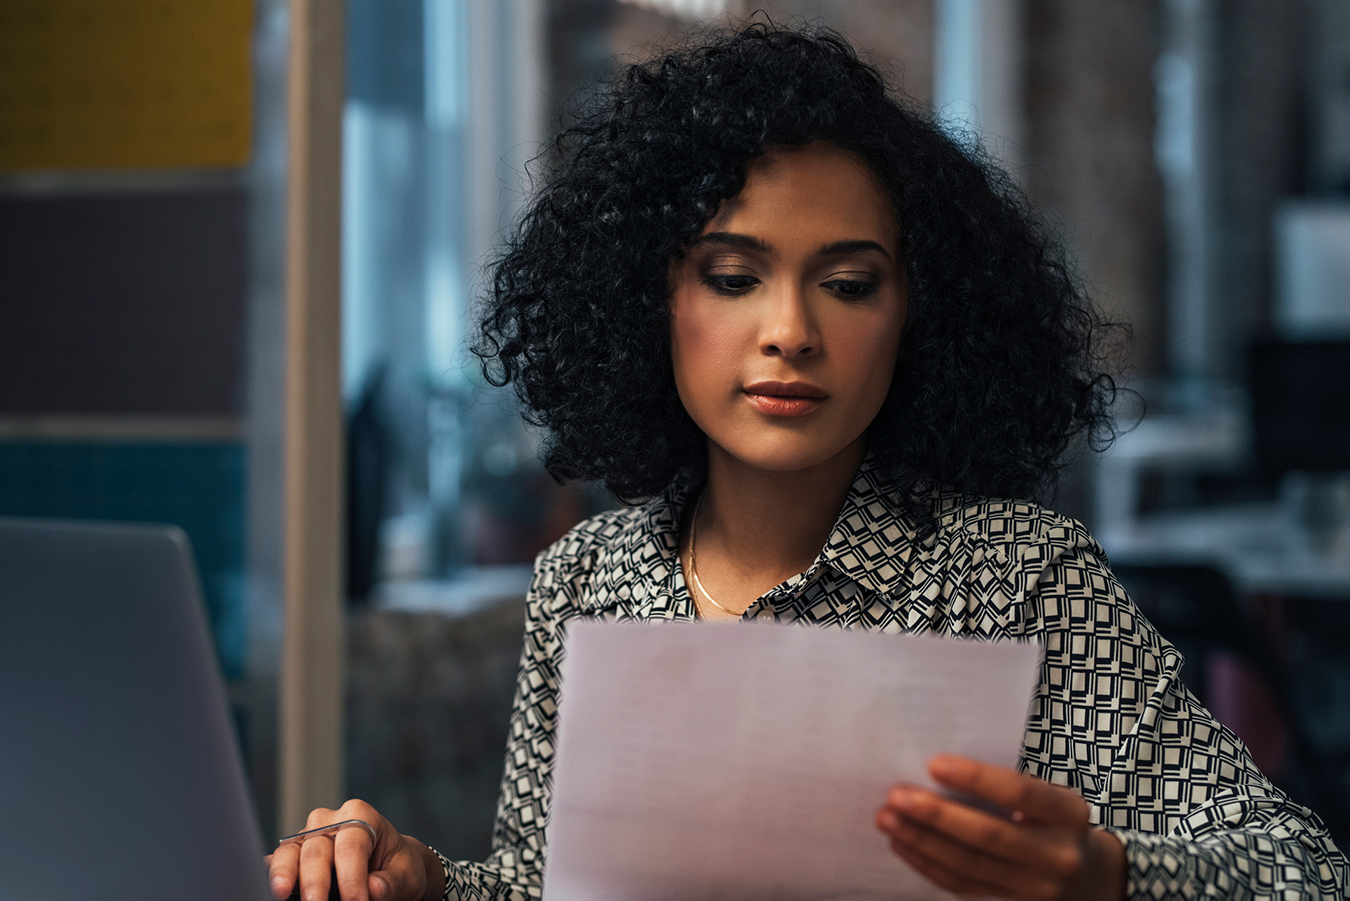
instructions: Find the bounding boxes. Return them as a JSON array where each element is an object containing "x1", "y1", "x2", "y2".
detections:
[{"x1": 369, "y1": 844, "x2": 427, "y2": 901}]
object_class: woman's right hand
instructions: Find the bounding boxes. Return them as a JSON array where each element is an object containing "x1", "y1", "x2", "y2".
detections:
[{"x1": 265, "y1": 799, "x2": 446, "y2": 901}]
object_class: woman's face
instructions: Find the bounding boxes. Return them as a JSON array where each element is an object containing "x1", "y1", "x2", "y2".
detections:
[{"x1": 668, "y1": 142, "x2": 907, "y2": 475}]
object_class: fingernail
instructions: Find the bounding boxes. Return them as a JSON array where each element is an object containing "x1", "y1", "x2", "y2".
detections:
[
  {"x1": 888, "y1": 787, "x2": 914, "y2": 809},
  {"x1": 929, "y1": 755, "x2": 955, "y2": 777},
  {"x1": 877, "y1": 810, "x2": 898, "y2": 832},
  {"x1": 371, "y1": 873, "x2": 389, "y2": 899},
  {"x1": 269, "y1": 876, "x2": 288, "y2": 899}
]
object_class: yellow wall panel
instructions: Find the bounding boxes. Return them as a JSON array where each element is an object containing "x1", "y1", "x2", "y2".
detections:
[{"x1": 0, "y1": 0, "x2": 253, "y2": 170}]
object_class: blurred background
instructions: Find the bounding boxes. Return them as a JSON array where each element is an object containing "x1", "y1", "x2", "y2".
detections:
[{"x1": 2, "y1": 0, "x2": 1349, "y2": 858}]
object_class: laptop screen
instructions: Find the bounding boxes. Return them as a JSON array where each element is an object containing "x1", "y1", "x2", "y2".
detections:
[{"x1": 0, "y1": 517, "x2": 271, "y2": 901}]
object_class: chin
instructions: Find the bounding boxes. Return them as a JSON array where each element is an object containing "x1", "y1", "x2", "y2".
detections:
[{"x1": 717, "y1": 433, "x2": 863, "y2": 475}]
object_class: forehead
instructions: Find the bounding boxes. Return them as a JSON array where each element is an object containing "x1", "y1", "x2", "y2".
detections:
[{"x1": 700, "y1": 143, "x2": 899, "y2": 249}]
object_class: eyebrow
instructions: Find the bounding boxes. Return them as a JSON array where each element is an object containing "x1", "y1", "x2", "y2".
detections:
[
  {"x1": 686, "y1": 232, "x2": 894, "y2": 263},
  {"x1": 818, "y1": 239, "x2": 893, "y2": 262},
  {"x1": 687, "y1": 232, "x2": 771, "y2": 253}
]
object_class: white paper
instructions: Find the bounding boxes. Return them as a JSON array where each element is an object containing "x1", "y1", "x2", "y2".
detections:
[{"x1": 543, "y1": 621, "x2": 1043, "y2": 901}]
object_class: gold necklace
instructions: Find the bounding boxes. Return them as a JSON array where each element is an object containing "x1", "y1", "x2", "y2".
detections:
[{"x1": 688, "y1": 494, "x2": 742, "y2": 617}]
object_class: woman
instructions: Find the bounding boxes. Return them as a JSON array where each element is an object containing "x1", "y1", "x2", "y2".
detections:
[{"x1": 268, "y1": 22, "x2": 1348, "y2": 901}]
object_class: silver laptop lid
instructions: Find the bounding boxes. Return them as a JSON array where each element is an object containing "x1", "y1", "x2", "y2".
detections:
[{"x1": 0, "y1": 517, "x2": 271, "y2": 901}]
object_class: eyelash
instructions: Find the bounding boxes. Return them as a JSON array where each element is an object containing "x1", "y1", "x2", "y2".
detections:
[
  {"x1": 822, "y1": 278, "x2": 879, "y2": 300},
  {"x1": 700, "y1": 274, "x2": 879, "y2": 300},
  {"x1": 701, "y1": 274, "x2": 758, "y2": 295}
]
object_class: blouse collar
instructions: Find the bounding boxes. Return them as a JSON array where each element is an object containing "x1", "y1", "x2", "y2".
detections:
[{"x1": 577, "y1": 454, "x2": 928, "y2": 620}]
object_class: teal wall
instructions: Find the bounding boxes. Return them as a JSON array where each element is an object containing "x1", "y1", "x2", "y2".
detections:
[{"x1": 0, "y1": 441, "x2": 248, "y2": 678}]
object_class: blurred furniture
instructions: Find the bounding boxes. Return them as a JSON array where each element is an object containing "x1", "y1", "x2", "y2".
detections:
[
  {"x1": 1103, "y1": 503, "x2": 1350, "y2": 599},
  {"x1": 1096, "y1": 352, "x2": 1350, "y2": 597},
  {"x1": 347, "y1": 596, "x2": 526, "y2": 861},
  {"x1": 375, "y1": 565, "x2": 534, "y2": 618},
  {"x1": 1093, "y1": 385, "x2": 1249, "y2": 564}
]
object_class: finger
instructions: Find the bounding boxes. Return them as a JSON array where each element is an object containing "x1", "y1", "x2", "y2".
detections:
[
  {"x1": 305, "y1": 806, "x2": 339, "y2": 829},
  {"x1": 884, "y1": 806, "x2": 1045, "y2": 894},
  {"x1": 298, "y1": 835, "x2": 335, "y2": 901},
  {"x1": 332, "y1": 800, "x2": 394, "y2": 863},
  {"x1": 268, "y1": 843, "x2": 301, "y2": 900},
  {"x1": 929, "y1": 755, "x2": 1089, "y2": 826},
  {"x1": 333, "y1": 824, "x2": 375, "y2": 901},
  {"x1": 886, "y1": 826, "x2": 1009, "y2": 898},
  {"x1": 883, "y1": 785, "x2": 1067, "y2": 869}
]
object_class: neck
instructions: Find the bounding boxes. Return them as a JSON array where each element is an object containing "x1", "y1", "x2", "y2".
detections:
[{"x1": 696, "y1": 439, "x2": 865, "y2": 592}]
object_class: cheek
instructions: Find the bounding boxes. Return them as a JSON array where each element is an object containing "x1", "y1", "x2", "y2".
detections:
[
  {"x1": 669, "y1": 298, "x2": 743, "y2": 402},
  {"x1": 835, "y1": 310, "x2": 905, "y2": 410},
  {"x1": 668, "y1": 298, "x2": 703, "y2": 401}
]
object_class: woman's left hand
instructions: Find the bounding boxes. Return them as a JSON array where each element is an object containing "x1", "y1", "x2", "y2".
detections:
[{"x1": 876, "y1": 754, "x2": 1127, "y2": 901}]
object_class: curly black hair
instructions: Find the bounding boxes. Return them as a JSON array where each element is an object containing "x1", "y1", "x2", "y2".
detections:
[{"x1": 476, "y1": 20, "x2": 1122, "y2": 507}]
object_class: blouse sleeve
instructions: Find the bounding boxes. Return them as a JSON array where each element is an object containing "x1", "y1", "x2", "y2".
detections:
[
  {"x1": 1021, "y1": 541, "x2": 1349, "y2": 899},
  {"x1": 431, "y1": 549, "x2": 572, "y2": 900}
]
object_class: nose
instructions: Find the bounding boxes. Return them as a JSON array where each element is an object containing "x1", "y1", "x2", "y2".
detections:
[{"x1": 760, "y1": 281, "x2": 820, "y2": 359}]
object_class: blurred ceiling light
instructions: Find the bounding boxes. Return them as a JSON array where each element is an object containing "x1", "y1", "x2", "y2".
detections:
[{"x1": 619, "y1": 0, "x2": 731, "y2": 22}]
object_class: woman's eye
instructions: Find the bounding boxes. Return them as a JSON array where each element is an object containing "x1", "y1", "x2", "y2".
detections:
[
  {"x1": 822, "y1": 278, "x2": 879, "y2": 300},
  {"x1": 701, "y1": 274, "x2": 759, "y2": 295}
]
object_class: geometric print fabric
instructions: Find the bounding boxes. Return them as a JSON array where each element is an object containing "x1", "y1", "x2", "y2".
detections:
[{"x1": 437, "y1": 459, "x2": 1349, "y2": 899}]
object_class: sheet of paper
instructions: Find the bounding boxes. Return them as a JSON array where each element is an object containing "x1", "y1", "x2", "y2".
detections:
[{"x1": 543, "y1": 621, "x2": 1042, "y2": 901}]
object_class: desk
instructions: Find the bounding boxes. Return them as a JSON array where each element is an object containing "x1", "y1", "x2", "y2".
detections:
[{"x1": 1099, "y1": 503, "x2": 1350, "y2": 599}]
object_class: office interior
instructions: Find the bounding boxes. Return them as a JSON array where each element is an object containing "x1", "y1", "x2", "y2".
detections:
[{"x1": 1, "y1": 0, "x2": 1349, "y2": 858}]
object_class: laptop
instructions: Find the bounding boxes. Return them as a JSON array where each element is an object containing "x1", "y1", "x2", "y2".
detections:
[{"x1": 0, "y1": 517, "x2": 272, "y2": 901}]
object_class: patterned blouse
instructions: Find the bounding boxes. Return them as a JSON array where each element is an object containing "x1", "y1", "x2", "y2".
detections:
[{"x1": 433, "y1": 459, "x2": 1348, "y2": 898}]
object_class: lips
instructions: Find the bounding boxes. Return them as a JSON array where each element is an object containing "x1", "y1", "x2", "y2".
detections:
[{"x1": 743, "y1": 380, "x2": 827, "y2": 417}]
